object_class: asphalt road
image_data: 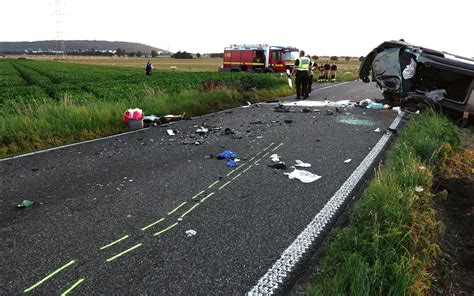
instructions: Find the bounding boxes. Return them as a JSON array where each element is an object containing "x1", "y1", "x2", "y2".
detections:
[{"x1": 1, "y1": 81, "x2": 400, "y2": 295}]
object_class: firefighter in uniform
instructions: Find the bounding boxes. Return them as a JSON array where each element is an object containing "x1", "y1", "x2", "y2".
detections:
[
  {"x1": 307, "y1": 55, "x2": 317, "y2": 94},
  {"x1": 291, "y1": 50, "x2": 310, "y2": 99}
]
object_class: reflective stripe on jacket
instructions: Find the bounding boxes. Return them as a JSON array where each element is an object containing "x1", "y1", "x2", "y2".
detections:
[{"x1": 296, "y1": 57, "x2": 310, "y2": 71}]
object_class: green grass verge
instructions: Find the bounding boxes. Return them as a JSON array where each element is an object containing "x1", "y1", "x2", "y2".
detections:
[
  {"x1": 306, "y1": 113, "x2": 460, "y2": 295},
  {"x1": 0, "y1": 85, "x2": 293, "y2": 157}
]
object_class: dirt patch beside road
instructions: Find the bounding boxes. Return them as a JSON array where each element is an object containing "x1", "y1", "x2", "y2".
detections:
[{"x1": 432, "y1": 146, "x2": 474, "y2": 295}]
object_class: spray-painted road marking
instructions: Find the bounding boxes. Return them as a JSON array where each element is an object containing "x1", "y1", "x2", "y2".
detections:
[
  {"x1": 262, "y1": 151, "x2": 270, "y2": 158},
  {"x1": 106, "y1": 243, "x2": 142, "y2": 262},
  {"x1": 270, "y1": 142, "x2": 284, "y2": 152},
  {"x1": 180, "y1": 203, "x2": 200, "y2": 219},
  {"x1": 232, "y1": 172, "x2": 243, "y2": 180},
  {"x1": 254, "y1": 159, "x2": 261, "y2": 165},
  {"x1": 191, "y1": 190, "x2": 206, "y2": 199},
  {"x1": 242, "y1": 165, "x2": 253, "y2": 173},
  {"x1": 23, "y1": 260, "x2": 76, "y2": 293},
  {"x1": 60, "y1": 278, "x2": 85, "y2": 296},
  {"x1": 208, "y1": 180, "x2": 220, "y2": 189},
  {"x1": 140, "y1": 218, "x2": 165, "y2": 231},
  {"x1": 226, "y1": 169, "x2": 237, "y2": 176},
  {"x1": 153, "y1": 222, "x2": 179, "y2": 237},
  {"x1": 262, "y1": 142, "x2": 275, "y2": 151},
  {"x1": 248, "y1": 156, "x2": 256, "y2": 162},
  {"x1": 168, "y1": 202, "x2": 187, "y2": 215},
  {"x1": 219, "y1": 181, "x2": 232, "y2": 190},
  {"x1": 200, "y1": 192, "x2": 215, "y2": 203},
  {"x1": 99, "y1": 235, "x2": 129, "y2": 250}
]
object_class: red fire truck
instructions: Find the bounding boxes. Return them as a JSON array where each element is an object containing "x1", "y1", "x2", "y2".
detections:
[{"x1": 221, "y1": 44, "x2": 299, "y2": 73}]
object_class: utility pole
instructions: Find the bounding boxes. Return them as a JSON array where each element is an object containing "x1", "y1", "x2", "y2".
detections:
[{"x1": 53, "y1": 0, "x2": 65, "y2": 56}]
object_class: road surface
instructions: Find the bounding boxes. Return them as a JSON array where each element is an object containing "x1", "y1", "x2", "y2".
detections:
[{"x1": 0, "y1": 81, "x2": 402, "y2": 294}]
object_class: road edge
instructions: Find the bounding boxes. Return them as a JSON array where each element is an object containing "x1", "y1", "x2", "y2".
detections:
[{"x1": 248, "y1": 112, "x2": 405, "y2": 295}]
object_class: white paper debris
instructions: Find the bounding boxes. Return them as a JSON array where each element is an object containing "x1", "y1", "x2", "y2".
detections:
[
  {"x1": 186, "y1": 230, "x2": 197, "y2": 237},
  {"x1": 374, "y1": 128, "x2": 381, "y2": 133},
  {"x1": 196, "y1": 127, "x2": 209, "y2": 134},
  {"x1": 415, "y1": 186, "x2": 424, "y2": 193},
  {"x1": 344, "y1": 159, "x2": 352, "y2": 163},
  {"x1": 284, "y1": 169, "x2": 321, "y2": 183},
  {"x1": 294, "y1": 160, "x2": 311, "y2": 167},
  {"x1": 270, "y1": 154, "x2": 281, "y2": 162},
  {"x1": 166, "y1": 129, "x2": 175, "y2": 136}
]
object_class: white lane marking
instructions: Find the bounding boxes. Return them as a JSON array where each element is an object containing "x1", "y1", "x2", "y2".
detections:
[
  {"x1": 0, "y1": 128, "x2": 149, "y2": 162},
  {"x1": 248, "y1": 112, "x2": 404, "y2": 295}
]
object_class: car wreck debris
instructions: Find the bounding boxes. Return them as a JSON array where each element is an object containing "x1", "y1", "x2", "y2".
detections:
[{"x1": 359, "y1": 40, "x2": 474, "y2": 122}]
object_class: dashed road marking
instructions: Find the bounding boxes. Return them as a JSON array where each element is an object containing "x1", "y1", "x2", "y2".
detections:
[
  {"x1": 60, "y1": 278, "x2": 85, "y2": 296},
  {"x1": 180, "y1": 203, "x2": 200, "y2": 219},
  {"x1": 208, "y1": 180, "x2": 220, "y2": 189},
  {"x1": 232, "y1": 172, "x2": 243, "y2": 180},
  {"x1": 199, "y1": 192, "x2": 215, "y2": 203},
  {"x1": 168, "y1": 202, "x2": 187, "y2": 215},
  {"x1": 100, "y1": 235, "x2": 130, "y2": 250},
  {"x1": 106, "y1": 243, "x2": 142, "y2": 262},
  {"x1": 219, "y1": 181, "x2": 232, "y2": 190},
  {"x1": 23, "y1": 260, "x2": 76, "y2": 293},
  {"x1": 141, "y1": 218, "x2": 165, "y2": 231},
  {"x1": 191, "y1": 190, "x2": 205, "y2": 199},
  {"x1": 153, "y1": 223, "x2": 179, "y2": 237}
]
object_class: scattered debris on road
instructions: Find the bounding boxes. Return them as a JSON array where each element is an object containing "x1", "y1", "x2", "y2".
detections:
[
  {"x1": 17, "y1": 200, "x2": 33, "y2": 208},
  {"x1": 294, "y1": 160, "x2": 311, "y2": 167},
  {"x1": 285, "y1": 168, "x2": 321, "y2": 183},
  {"x1": 270, "y1": 154, "x2": 281, "y2": 162},
  {"x1": 217, "y1": 150, "x2": 237, "y2": 160},
  {"x1": 344, "y1": 159, "x2": 352, "y2": 163},
  {"x1": 166, "y1": 129, "x2": 175, "y2": 136},
  {"x1": 374, "y1": 128, "x2": 381, "y2": 133},
  {"x1": 185, "y1": 230, "x2": 197, "y2": 237}
]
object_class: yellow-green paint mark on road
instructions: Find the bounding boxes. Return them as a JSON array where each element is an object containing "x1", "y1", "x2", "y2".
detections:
[
  {"x1": 153, "y1": 223, "x2": 179, "y2": 237},
  {"x1": 100, "y1": 235, "x2": 130, "y2": 250},
  {"x1": 24, "y1": 260, "x2": 76, "y2": 293},
  {"x1": 141, "y1": 218, "x2": 165, "y2": 231},
  {"x1": 106, "y1": 243, "x2": 142, "y2": 262},
  {"x1": 60, "y1": 278, "x2": 85, "y2": 296},
  {"x1": 168, "y1": 202, "x2": 187, "y2": 215}
]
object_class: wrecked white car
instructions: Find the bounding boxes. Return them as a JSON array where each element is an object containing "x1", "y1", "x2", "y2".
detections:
[{"x1": 359, "y1": 40, "x2": 474, "y2": 122}]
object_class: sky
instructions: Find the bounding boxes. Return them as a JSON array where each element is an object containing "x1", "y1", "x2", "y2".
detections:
[{"x1": 1, "y1": 0, "x2": 473, "y2": 57}]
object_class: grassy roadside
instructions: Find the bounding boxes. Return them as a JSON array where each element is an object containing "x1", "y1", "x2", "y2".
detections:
[
  {"x1": 306, "y1": 113, "x2": 460, "y2": 295},
  {"x1": 0, "y1": 85, "x2": 293, "y2": 158}
]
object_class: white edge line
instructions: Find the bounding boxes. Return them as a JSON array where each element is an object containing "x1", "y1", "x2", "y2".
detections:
[
  {"x1": 248, "y1": 112, "x2": 404, "y2": 295},
  {"x1": 1, "y1": 128, "x2": 150, "y2": 162}
]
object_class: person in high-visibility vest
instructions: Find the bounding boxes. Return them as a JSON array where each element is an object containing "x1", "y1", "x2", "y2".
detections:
[{"x1": 291, "y1": 50, "x2": 310, "y2": 99}]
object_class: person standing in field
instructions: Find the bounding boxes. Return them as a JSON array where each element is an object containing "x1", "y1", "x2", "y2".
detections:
[
  {"x1": 291, "y1": 50, "x2": 310, "y2": 99},
  {"x1": 145, "y1": 60, "x2": 153, "y2": 75}
]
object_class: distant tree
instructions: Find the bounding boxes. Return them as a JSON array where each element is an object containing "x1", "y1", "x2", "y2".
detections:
[
  {"x1": 196, "y1": 53, "x2": 201, "y2": 58},
  {"x1": 151, "y1": 50, "x2": 158, "y2": 58},
  {"x1": 172, "y1": 51, "x2": 193, "y2": 59},
  {"x1": 136, "y1": 51, "x2": 143, "y2": 57},
  {"x1": 116, "y1": 48, "x2": 124, "y2": 57},
  {"x1": 210, "y1": 53, "x2": 224, "y2": 58},
  {"x1": 358, "y1": 56, "x2": 365, "y2": 62},
  {"x1": 345, "y1": 56, "x2": 351, "y2": 63},
  {"x1": 311, "y1": 55, "x2": 319, "y2": 60},
  {"x1": 330, "y1": 56, "x2": 338, "y2": 61},
  {"x1": 127, "y1": 51, "x2": 136, "y2": 57}
]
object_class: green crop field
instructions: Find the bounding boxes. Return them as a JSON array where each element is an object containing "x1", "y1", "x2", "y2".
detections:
[{"x1": 0, "y1": 59, "x2": 293, "y2": 157}]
